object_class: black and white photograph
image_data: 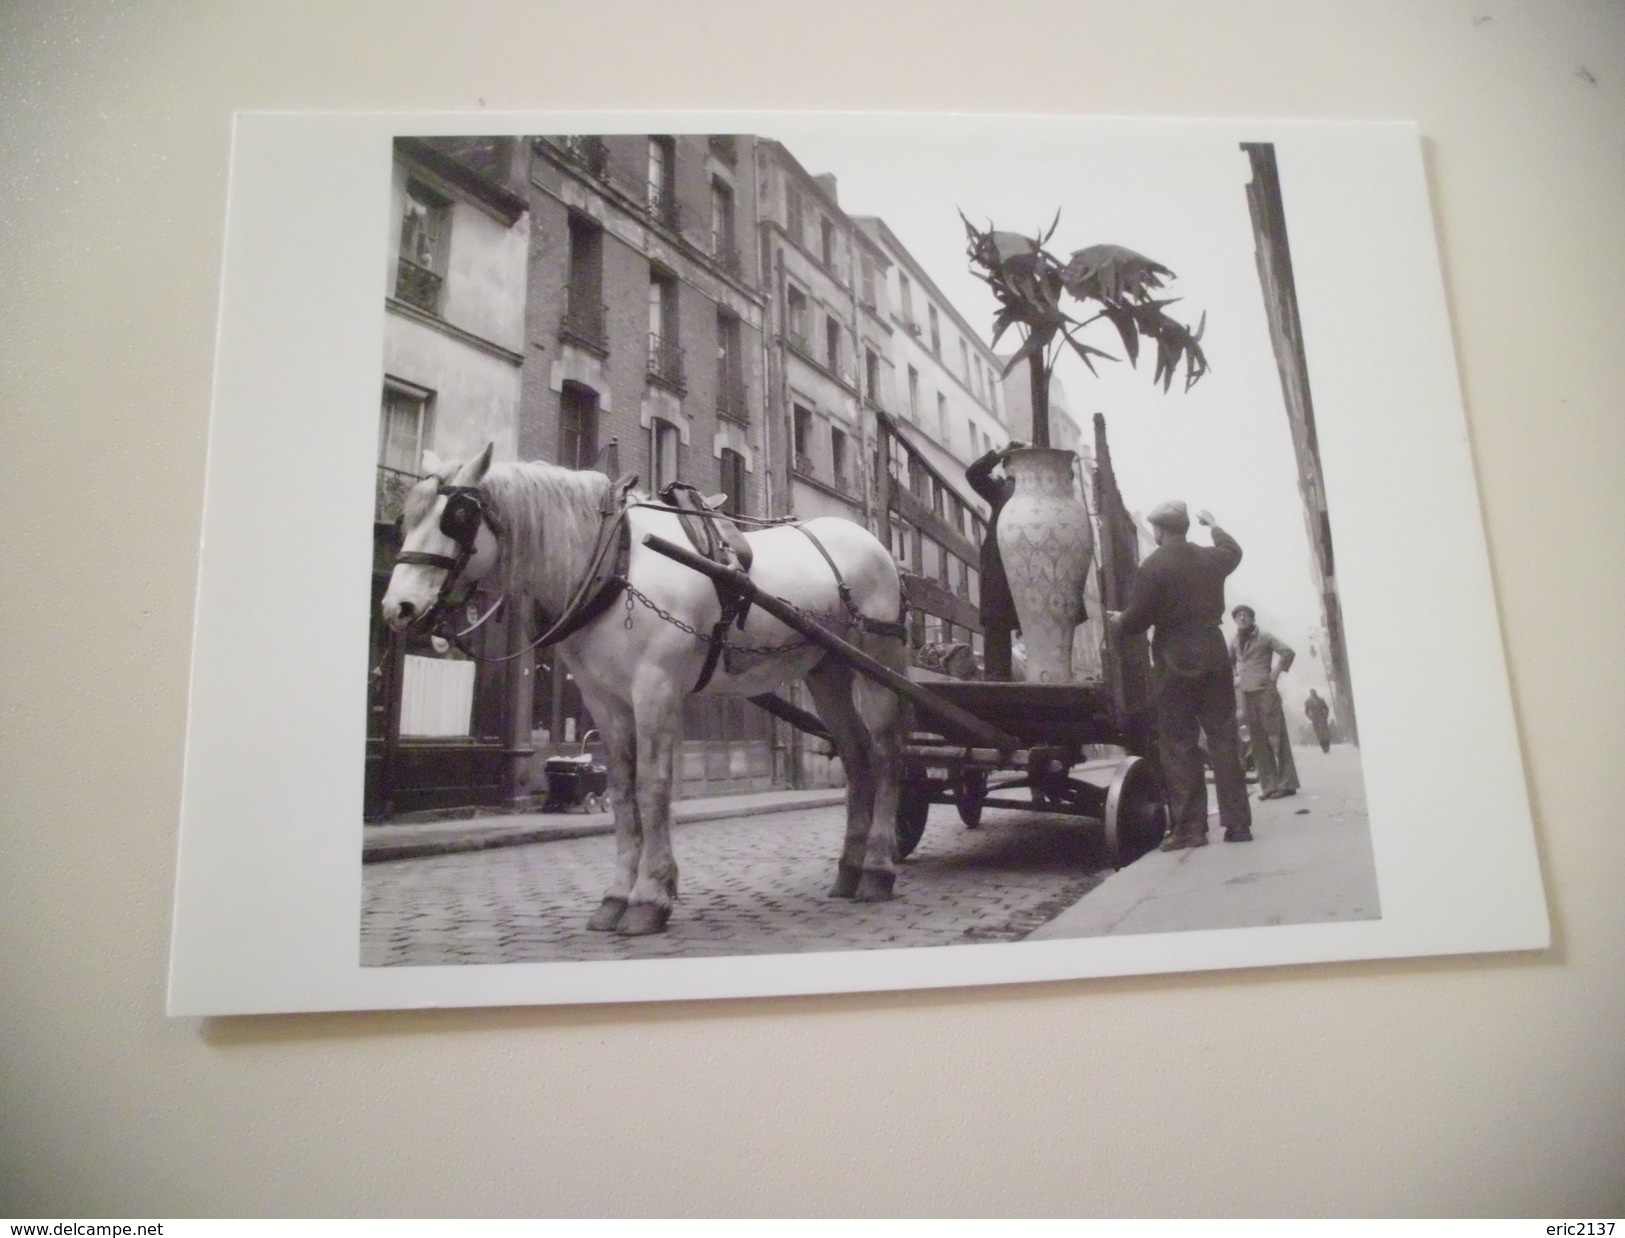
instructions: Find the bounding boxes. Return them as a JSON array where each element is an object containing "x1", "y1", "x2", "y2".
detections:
[
  {"x1": 363, "y1": 126, "x2": 1377, "y2": 965},
  {"x1": 168, "y1": 112, "x2": 1546, "y2": 1015}
]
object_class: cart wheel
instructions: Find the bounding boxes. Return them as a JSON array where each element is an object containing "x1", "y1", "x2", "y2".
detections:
[
  {"x1": 956, "y1": 769, "x2": 988, "y2": 829},
  {"x1": 1103, "y1": 755, "x2": 1169, "y2": 867},
  {"x1": 895, "y1": 778, "x2": 933, "y2": 861}
]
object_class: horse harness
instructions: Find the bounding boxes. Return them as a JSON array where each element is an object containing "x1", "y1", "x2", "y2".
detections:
[
  {"x1": 643, "y1": 483, "x2": 910, "y2": 692},
  {"x1": 394, "y1": 473, "x2": 639, "y2": 659},
  {"x1": 396, "y1": 474, "x2": 906, "y2": 688}
]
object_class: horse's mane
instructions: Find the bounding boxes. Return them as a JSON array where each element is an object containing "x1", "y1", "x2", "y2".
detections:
[{"x1": 479, "y1": 461, "x2": 618, "y2": 611}]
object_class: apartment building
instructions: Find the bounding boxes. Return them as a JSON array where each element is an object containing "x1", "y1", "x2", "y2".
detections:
[
  {"x1": 522, "y1": 133, "x2": 775, "y2": 794},
  {"x1": 860, "y1": 217, "x2": 1008, "y2": 467},
  {"x1": 752, "y1": 142, "x2": 889, "y2": 530},
  {"x1": 369, "y1": 137, "x2": 532, "y2": 818}
]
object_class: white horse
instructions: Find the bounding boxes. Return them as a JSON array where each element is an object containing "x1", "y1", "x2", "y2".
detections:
[{"x1": 380, "y1": 444, "x2": 908, "y2": 936}]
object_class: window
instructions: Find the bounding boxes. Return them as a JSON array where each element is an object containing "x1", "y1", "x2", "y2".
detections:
[
  {"x1": 898, "y1": 272, "x2": 914, "y2": 326},
  {"x1": 820, "y1": 217, "x2": 835, "y2": 268},
  {"x1": 960, "y1": 339, "x2": 972, "y2": 383},
  {"x1": 974, "y1": 357, "x2": 985, "y2": 400},
  {"x1": 831, "y1": 427, "x2": 849, "y2": 490},
  {"x1": 716, "y1": 310, "x2": 745, "y2": 422},
  {"x1": 864, "y1": 347, "x2": 881, "y2": 407},
  {"x1": 792, "y1": 404, "x2": 814, "y2": 475},
  {"x1": 859, "y1": 254, "x2": 877, "y2": 307},
  {"x1": 825, "y1": 314, "x2": 842, "y2": 375},
  {"x1": 709, "y1": 177, "x2": 737, "y2": 272},
  {"x1": 379, "y1": 381, "x2": 432, "y2": 474},
  {"x1": 786, "y1": 184, "x2": 804, "y2": 244},
  {"x1": 646, "y1": 136, "x2": 676, "y2": 226},
  {"x1": 647, "y1": 270, "x2": 682, "y2": 389},
  {"x1": 937, "y1": 391, "x2": 948, "y2": 439},
  {"x1": 559, "y1": 382, "x2": 600, "y2": 471},
  {"x1": 929, "y1": 305, "x2": 942, "y2": 357},
  {"x1": 650, "y1": 417, "x2": 681, "y2": 491},
  {"x1": 967, "y1": 419, "x2": 977, "y2": 458},
  {"x1": 786, "y1": 285, "x2": 809, "y2": 351},
  {"x1": 396, "y1": 179, "x2": 450, "y2": 313},
  {"x1": 719, "y1": 448, "x2": 746, "y2": 516},
  {"x1": 982, "y1": 430, "x2": 993, "y2": 457},
  {"x1": 907, "y1": 366, "x2": 920, "y2": 421},
  {"x1": 563, "y1": 214, "x2": 606, "y2": 351}
]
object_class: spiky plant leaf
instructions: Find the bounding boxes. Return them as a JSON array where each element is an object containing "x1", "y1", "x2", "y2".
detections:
[{"x1": 1061, "y1": 244, "x2": 1173, "y2": 304}]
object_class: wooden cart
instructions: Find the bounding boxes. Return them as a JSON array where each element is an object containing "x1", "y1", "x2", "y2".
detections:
[{"x1": 889, "y1": 411, "x2": 1167, "y2": 865}]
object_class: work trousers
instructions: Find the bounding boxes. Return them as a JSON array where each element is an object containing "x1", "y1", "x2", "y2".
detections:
[
  {"x1": 1242, "y1": 685, "x2": 1300, "y2": 795},
  {"x1": 1309, "y1": 717, "x2": 1331, "y2": 752},
  {"x1": 1154, "y1": 660, "x2": 1252, "y2": 839}
]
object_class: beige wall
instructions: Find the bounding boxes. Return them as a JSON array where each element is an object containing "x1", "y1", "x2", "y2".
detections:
[{"x1": 4, "y1": 0, "x2": 1623, "y2": 1217}]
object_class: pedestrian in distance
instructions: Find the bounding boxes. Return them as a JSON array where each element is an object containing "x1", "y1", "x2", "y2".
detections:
[
  {"x1": 1107, "y1": 501, "x2": 1253, "y2": 849},
  {"x1": 964, "y1": 440, "x2": 1026, "y2": 681},
  {"x1": 1230, "y1": 604, "x2": 1301, "y2": 799},
  {"x1": 1305, "y1": 688, "x2": 1332, "y2": 753}
]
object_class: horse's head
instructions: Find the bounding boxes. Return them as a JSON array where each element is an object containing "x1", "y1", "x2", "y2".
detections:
[{"x1": 381, "y1": 443, "x2": 500, "y2": 632}]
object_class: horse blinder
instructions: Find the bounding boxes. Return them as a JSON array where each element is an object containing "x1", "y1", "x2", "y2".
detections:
[{"x1": 438, "y1": 487, "x2": 486, "y2": 547}]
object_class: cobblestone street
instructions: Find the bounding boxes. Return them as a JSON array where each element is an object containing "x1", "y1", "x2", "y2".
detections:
[{"x1": 362, "y1": 801, "x2": 1113, "y2": 965}]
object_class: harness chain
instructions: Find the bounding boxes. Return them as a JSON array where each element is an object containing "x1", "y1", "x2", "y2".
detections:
[{"x1": 621, "y1": 580, "x2": 857, "y2": 658}]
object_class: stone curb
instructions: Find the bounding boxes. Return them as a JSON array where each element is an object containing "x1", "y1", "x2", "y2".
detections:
[{"x1": 363, "y1": 789, "x2": 848, "y2": 863}]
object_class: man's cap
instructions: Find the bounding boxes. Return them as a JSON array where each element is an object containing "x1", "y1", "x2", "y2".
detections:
[
  {"x1": 1232, "y1": 604, "x2": 1256, "y2": 620},
  {"x1": 1146, "y1": 500, "x2": 1189, "y2": 532}
]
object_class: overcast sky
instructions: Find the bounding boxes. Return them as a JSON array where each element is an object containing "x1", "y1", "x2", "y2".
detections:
[{"x1": 757, "y1": 116, "x2": 1333, "y2": 701}]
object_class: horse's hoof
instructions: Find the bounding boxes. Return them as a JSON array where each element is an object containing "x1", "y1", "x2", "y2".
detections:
[
  {"x1": 587, "y1": 897, "x2": 627, "y2": 932},
  {"x1": 828, "y1": 862, "x2": 862, "y2": 899},
  {"x1": 853, "y1": 870, "x2": 897, "y2": 902},
  {"x1": 616, "y1": 902, "x2": 671, "y2": 936}
]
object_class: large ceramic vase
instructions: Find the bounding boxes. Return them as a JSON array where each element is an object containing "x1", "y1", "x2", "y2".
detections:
[{"x1": 995, "y1": 447, "x2": 1095, "y2": 684}]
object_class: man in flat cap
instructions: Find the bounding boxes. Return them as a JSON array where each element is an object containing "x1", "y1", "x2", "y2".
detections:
[
  {"x1": 1108, "y1": 502, "x2": 1252, "y2": 848},
  {"x1": 1230, "y1": 604, "x2": 1300, "y2": 799}
]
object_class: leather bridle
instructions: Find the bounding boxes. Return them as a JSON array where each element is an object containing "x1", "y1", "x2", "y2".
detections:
[{"x1": 393, "y1": 481, "x2": 501, "y2": 631}]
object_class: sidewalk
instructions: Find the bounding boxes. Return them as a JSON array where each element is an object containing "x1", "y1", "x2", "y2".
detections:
[
  {"x1": 363, "y1": 786, "x2": 848, "y2": 863},
  {"x1": 1029, "y1": 743, "x2": 1379, "y2": 939}
]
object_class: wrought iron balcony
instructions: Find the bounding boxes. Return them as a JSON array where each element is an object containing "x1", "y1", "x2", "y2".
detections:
[
  {"x1": 644, "y1": 184, "x2": 681, "y2": 233},
  {"x1": 710, "y1": 231, "x2": 742, "y2": 276},
  {"x1": 647, "y1": 332, "x2": 686, "y2": 392},
  {"x1": 793, "y1": 453, "x2": 815, "y2": 478},
  {"x1": 561, "y1": 290, "x2": 608, "y2": 355},
  {"x1": 716, "y1": 373, "x2": 749, "y2": 424},
  {"x1": 375, "y1": 465, "x2": 418, "y2": 524},
  {"x1": 394, "y1": 257, "x2": 442, "y2": 314},
  {"x1": 558, "y1": 135, "x2": 609, "y2": 179},
  {"x1": 708, "y1": 134, "x2": 738, "y2": 164},
  {"x1": 833, "y1": 472, "x2": 852, "y2": 495}
]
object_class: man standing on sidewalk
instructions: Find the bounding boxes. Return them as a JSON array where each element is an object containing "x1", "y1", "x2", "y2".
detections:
[
  {"x1": 1108, "y1": 502, "x2": 1253, "y2": 849},
  {"x1": 1230, "y1": 605, "x2": 1301, "y2": 799},
  {"x1": 1305, "y1": 688, "x2": 1333, "y2": 753}
]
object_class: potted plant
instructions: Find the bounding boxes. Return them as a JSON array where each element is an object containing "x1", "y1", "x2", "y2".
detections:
[{"x1": 964, "y1": 213, "x2": 1210, "y2": 683}]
